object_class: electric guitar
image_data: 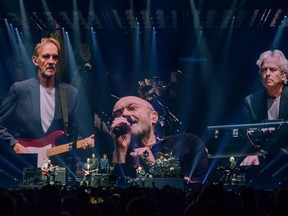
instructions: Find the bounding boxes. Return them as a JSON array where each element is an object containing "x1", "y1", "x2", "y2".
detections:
[
  {"x1": 83, "y1": 168, "x2": 99, "y2": 176},
  {"x1": 18, "y1": 130, "x2": 93, "y2": 168},
  {"x1": 41, "y1": 166, "x2": 58, "y2": 176}
]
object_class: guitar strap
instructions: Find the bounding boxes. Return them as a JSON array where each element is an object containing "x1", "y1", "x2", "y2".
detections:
[{"x1": 59, "y1": 84, "x2": 70, "y2": 136}]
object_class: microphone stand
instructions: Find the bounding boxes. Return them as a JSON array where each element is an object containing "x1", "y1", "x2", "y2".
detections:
[
  {"x1": 154, "y1": 99, "x2": 183, "y2": 136},
  {"x1": 155, "y1": 99, "x2": 182, "y2": 124}
]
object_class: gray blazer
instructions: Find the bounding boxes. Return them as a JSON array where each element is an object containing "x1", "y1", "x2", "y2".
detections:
[{"x1": 0, "y1": 77, "x2": 79, "y2": 147}]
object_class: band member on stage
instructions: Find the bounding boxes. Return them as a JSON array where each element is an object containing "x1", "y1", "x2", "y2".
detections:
[
  {"x1": 240, "y1": 50, "x2": 288, "y2": 166},
  {"x1": 0, "y1": 37, "x2": 94, "y2": 167},
  {"x1": 219, "y1": 157, "x2": 238, "y2": 185},
  {"x1": 100, "y1": 154, "x2": 110, "y2": 173},
  {"x1": 225, "y1": 157, "x2": 238, "y2": 185},
  {"x1": 41, "y1": 159, "x2": 56, "y2": 184},
  {"x1": 82, "y1": 157, "x2": 96, "y2": 185},
  {"x1": 91, "y1": 153, "x2": 99, "y2": 171},
  {"x1": 154, "y1": 152, "x2": 168, "y2": 177},
  {"x1": 229, "y1": 156, "x2": 237, "y2": 169},
  {"x1": 155, "y1": 152, "x2": 167, "y2": 167},
  {"x1": 110, "y1": 96, "x2": 208, "y2": 182},
  {"x1": 135, "y1": 166, "x2": 146, "y2": 186}
]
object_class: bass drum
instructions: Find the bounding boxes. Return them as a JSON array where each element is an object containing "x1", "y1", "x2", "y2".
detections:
[{"x1": 152, "y1": 166, "x2": 167, "y2": 177}]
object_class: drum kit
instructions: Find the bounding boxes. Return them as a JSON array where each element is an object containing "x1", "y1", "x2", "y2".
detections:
[
  {"x1": 150, "y1": 151, "x2": 181, "y2": 178},
  {"x1": 138, "y1": 77, "x2": 169, "y2": 101}
]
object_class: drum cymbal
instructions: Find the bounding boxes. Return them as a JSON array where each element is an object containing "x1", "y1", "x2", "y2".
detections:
[{"x1": 157, "y1": 152, "x2": 164, "y2": 157}]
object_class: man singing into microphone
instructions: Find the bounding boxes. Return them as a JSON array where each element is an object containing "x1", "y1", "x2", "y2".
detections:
[{"x1": 110, "y1": 96, "x2": 208, "y2": 182}]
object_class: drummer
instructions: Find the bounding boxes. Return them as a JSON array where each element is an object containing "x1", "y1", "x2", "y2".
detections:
[{"x1": 155, "y1": 152, "x2": 167, "y2": 167}]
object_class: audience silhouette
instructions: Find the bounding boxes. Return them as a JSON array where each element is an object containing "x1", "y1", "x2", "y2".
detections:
[{"x1": 0, "y1": 181, "x2": 287, "y2": 216}]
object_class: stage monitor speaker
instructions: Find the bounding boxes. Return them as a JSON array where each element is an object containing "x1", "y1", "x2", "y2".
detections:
[
  {"x1": 34, "y1": 168, "x2": 43, "y2": 185},
  {"x1": 55, "y1": 167, "x2": 67, "y2": 185},
  {"x1": 75, "y1": 162, "x2": 84, "y2": 179},
  {"x1": 144, "y1": 178, "x2": 184, "y2": 190},
  {"x1": 91, "y1": 174, "x2": 111, "y2": 187},
  {"x1": 232, "y1": 173, "x2": 246, "y2": 185},
  {"x1": 23, "y1": 167, "x2": 35, "y2": 185}
]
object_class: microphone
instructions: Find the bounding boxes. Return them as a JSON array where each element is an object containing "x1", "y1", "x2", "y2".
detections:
[{"x1": 113, "y1": 116, "x2": 133, "y2": 136}]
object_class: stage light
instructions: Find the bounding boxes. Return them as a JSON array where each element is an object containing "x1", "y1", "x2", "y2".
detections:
[
  {"x1": 126, "y1": 9, "x2": 137, "y2": 28},
  {"x1": 171, "y1": 10, "x2": 177, "y2": 28},
  {"x1": 156, "y1": 9, "x2": 165, "y2": 28},
  {"x1": 140, "y1": 10, "x2": 152, "y2": 28}
]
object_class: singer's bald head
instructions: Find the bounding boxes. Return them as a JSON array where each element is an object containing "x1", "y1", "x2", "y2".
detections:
[
  {"x1": 112, "y1": 96, "x2": 158, "y2": 144},
  {"x1": 113, "y1": 96, "x2": 154, "y2": 114}
]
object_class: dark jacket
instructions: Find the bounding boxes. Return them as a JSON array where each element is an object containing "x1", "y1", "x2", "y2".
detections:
[
  {"x1": 112, "y1": 132, "x2": 208, "y2": 182},
  {"x1": 243, "y1": 86, "x2": 288, "y2": 123},
  {"x1": 152, "y1": 132, "x2": 208, "y2": 181}
]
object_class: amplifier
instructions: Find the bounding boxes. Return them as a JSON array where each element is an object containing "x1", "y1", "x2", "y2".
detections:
[
  {"x1": 22, "y1": 167, "x2": 67, "y2": 186},
  {"x1": 23, "y1": 167, "x2": 35, "y2": 185},
  {"x1": 23, "y1": 168, "x2": 43, "y2": 185},
  {"x1": 55, "y1": 167, "x2": 67, "y2": 185},
  {"x1": 34, "y1": 168, "x2": 43, "y2": 185},
  {"x1": 91, "y1": 174, "x2": 111, "y2": 187}
]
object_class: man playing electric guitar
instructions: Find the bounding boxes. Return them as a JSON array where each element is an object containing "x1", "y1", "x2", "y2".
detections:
[
  {"x1": 0, "y1": 38, "x2": 95, "y2": 168},
  {"x1": 17, "y1": 130, "x2": 94, "y2": 167},
  {"x1": 41, "y1": 159, "x2": 57, "y2": 184},
  {"x1": 82, "y1": 157, "x2": 98, "y2": 186}
]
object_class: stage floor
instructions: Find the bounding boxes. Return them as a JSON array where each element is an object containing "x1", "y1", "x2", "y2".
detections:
[{"x1": 2, "y1": 156, "x2": 288, "y2": 190}]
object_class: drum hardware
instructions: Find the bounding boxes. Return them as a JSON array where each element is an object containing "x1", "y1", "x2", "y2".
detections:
[
  {"x1": 138, "y1": 77, "x2": 169, "y2": 101},
  {"x1": 137, "y1": 77, "x2": 184, "y2": 135},
  {"x1": 149, "y1": 150, "x2": 181, "y2": 178}
]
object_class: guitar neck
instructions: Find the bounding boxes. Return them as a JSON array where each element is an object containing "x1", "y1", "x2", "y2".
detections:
[
  {"x1": 76, "y1": 139, "x2": 87, "y2": 149},
  {"x1": 46, "y1": 139, "x2": 87, "y2": 157},
  {"x1": 46, "y1": 143, "x2": 72, "y2": 157},
  {"x1": 84, "y1": 169, "x2": 98, "y2": 174},
  {"x1": 18, "y1": 131, "x2": 93, "y2": 167}
]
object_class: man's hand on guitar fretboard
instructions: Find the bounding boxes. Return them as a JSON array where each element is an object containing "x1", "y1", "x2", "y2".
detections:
[
  {"x1": 16, "y1": 130, "x2": 96, "y2": 167},
  {"x1": 82, "y1": 134, "x2": 95, "y2": 149},
  {"x1": 41, "y1": 166, "x2": 56, "y2": 175},
  {"x1": 83, "y1": 169, "x2": 99, "y2": 176}
]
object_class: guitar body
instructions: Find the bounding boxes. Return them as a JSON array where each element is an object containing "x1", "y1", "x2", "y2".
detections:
[
  {"x1": 18, "y1": 130, "x2": 64, "y2": 148},
  {"x1": 83, "y1": 169, "x2": 98, "y2": 176},
  {"x1": 41, "y1": 167, "x2": 57, "y2": 176},
  {"x1": 27, "y1": 144, "x2": 52, "y2": 168},
  {"x1": 18, "y1": 130, "x2": 90, "y2": 168},
  {"x1": 18, "y1": 131, "x2": 64, "y2": 167}
]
